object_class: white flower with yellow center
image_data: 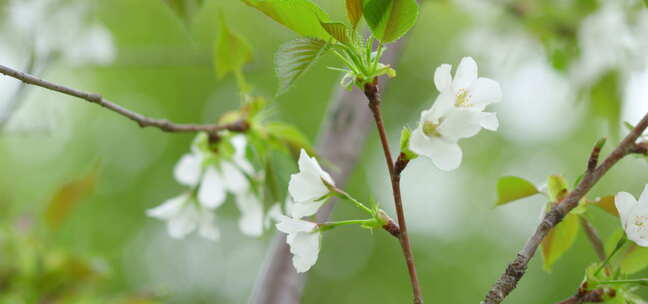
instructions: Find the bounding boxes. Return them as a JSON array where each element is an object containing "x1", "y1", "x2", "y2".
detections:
[
  {"x1": 409, "y1": 57, "x2": 501, "y2": 171},
  {"x1": 615, "y1": 185, "x2": 648, "y2": 247},
  {"x1": 276, "y1": 215, "x2": 321, "y2": 273},
  {"x1": 287, "y1": 149, "x2": 335, "y2": 218},
  {"x1": 434, "y1": 56, "x2": 502, "y2": 117}
]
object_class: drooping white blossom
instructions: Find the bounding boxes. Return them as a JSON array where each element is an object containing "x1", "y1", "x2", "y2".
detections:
[
  {"x1": 288, "y1": 149, "x2": 335, "y2": 218},
  {"x1": 146, "y1": 193, "x2": 220, "y2": 241},
  {"x1": 276, "y1": 215, "x2": 321, "y2": 273},
  {"x1": 409, "y1": 57, "x2": 501, "y2": 171},
  {"x1": 615, "y1": 185, "x2": 648, "y2": 247}
]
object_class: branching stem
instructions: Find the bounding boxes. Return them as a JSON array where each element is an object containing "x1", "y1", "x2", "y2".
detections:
[{"x1": 364, "y1": 80, "x2": 423, "y2": 304}]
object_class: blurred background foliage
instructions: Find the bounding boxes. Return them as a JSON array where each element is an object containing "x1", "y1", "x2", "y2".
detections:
[{"x1": 0, "y1": 0, "x2": 647, "y2": 303}]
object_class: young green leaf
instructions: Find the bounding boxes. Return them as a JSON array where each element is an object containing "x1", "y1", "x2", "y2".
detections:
[
  {"x1": 620, "y1": 244, "x2": 648, "y2": 274},
  {"x1": 275, "y1": 38, "x2": 328, "y2": 95},
  {"x1": 399, "y1": 126, "x2": 417, "y2": 160},
  {"x1": 495, "y1": 176, "x2": 539, "y2": 206},
  {"x1": 547, "y1": 175, "x2": 569, "y2": 202},
  {"x1": 589, "y1": 196, "x2": 619, "y2": 217},
  {"x1": 542, "y1": 213, "x2": 580, "y2": 271},
  {"x1": 265, "y1": 121, "x2": 314, "y2": 156},
  {"x1": 242, "y1": 0, "x2": 332, "y2": 40},
  {"x1": 345, "y1": 0, "x2": 363, "y2": 28},
  {"x1": 320, "y1": 22, "x2": 350, "y2": 44},
  {"x1": 363, "y1": 0, "x2": 419, "y2": 43},
  {"x1": 214, "y1": 14, "x2": 253, "y2": 79},
  {"x1": 45, "y1": 169, "x2": 98, "y2": 230}
]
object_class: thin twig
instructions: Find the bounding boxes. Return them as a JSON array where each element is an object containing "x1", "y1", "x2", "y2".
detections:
[
  {"x1": 0, "y1": 64, "x2": 249, "y2": 134},
  {"x1": 364, "y1": 80, "x2": 423, "y2": 304},
  {"x1": 481, "y1": 112, "x2": 648, "y2": 304},
  {"x1": 580, "y1": 217, "x2": 606, "y2": 262}
]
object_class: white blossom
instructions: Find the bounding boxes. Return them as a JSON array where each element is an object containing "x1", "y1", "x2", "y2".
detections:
[
  {"x1": 615, "y1": 185, "x2": 648, "y2": 247},
  {"x1": 409, "y1": 57, "x2": 501, "y2": 171},
  {"x1": 276, "y1": 215, "x2": 321, "y2": 273},
  {"x1": 288, "y1": 149, "x2": 334, "y2": 218},
  {"x1": 146, "y1": 193, "x2": 220, "y2": 241}
]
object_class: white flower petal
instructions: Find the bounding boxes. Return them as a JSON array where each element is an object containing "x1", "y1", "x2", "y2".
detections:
[
  {"x1": 298, "y1": 149, "x2": 334, "y2": 185},
  {"x1": 235, "y1": 192, "x2": 264, "y2": 237},
  {"x1": 288, "y1": 150, "x2": 333, "y2": 202},
  {"x1": 198, "y1": 210, "x2": 220, "y2": 241},
  {"x1": 438, "y1": 109, "x2": 483, "y2": 140},
  {"x1": 425, "y1": 91, "x2": 455, "y2": 121},
  {"x1": 638, "y1": 184, "x2": 648, "y2": 206},
  {"x1": 616, "y1": 191, "x2": 638, "y2": 229},
  {"x1": 453, "y1": 57, "x2": 478, "y2": 90},
  {"x1": 231, "y1": 135, "x2": 255, "y2": 174},
  {"x1": 290, "y1": 200, "x2": 325, "y2": 219},
  {"x1": 434, "y1": 64, "x2": 452, "y2": 92},
  {"x1": 480, "y1": 112, "x2": 499, "y2": 131},
  {"x1": 626, "y1": 207, "x2": 648, "y2": 247},
  {"x1": 174, "y1": 153, "x2": 203, "y2": 186},
  {"x1": 167, "y1": 204, "x2": 199, "y2": 239},
  {"x1": 289, "y1": 231, "x2": 320, "y2": 273},
  {"x1": 276, "y1": 215, "x2": 317, "y2": 234},
  {"x1": 198, "y1": 166, "x2": 227, "y2": 209},
  {"x1": 146, "y1": 193, "x2": 189, "y2": 220},
  {"x1": 468, "y1": 77, "x2": 502, "y2": 109},
  {"x1": 409, "y1": 128, "x2": 462, "y2": 171},
  {"x1": 221, "y1": 161, "x2": 249, "y2": 194}
]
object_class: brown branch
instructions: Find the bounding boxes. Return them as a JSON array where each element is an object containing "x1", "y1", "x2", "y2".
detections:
[
  {"x1": 364, "y1": 80, "x2": 423, "y2": 304},
  {"x1": 481, "y1": 112, "x2": 648, "y2": 304},
  {"x1": 556, "y1": 289, "x2": 605, "y2": 304},
  {"x1": 0, "y1": 63, "x2": 249, "y2": 134}
]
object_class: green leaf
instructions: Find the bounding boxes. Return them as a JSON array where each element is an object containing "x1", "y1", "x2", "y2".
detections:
[
  {"x1": 242, "y1": 0, "x2": 331, "y2": 40},
  {"x1": 45, "y1": 169, "x2": 98, "y2": 230},
  {"x1": 163, "y1": 0, "x2": 204, "y2": 23},
  {"x1": 346, "y1": 0, "x2": 363, "y2": 28},
  {"x1": 363, "y1": 0, "x2": 419, "y2": 43},
  {"x1": 547, "y1": 175, "x2": 569, "y2": 202},
  {"x1": 275, "y1": 38, "x2": 328, "y2": 95},
  {"x1": 214, "y1": 14, "x2": 253, "y2": 79},
  {"x1": 399, "y1": 127, "x2": 417, "y2": 160},
  {"x1": 495, "y1": 176, "x2": 539, "y2": 206},
  {"x1": 265, "y1": 121, "x2": 314, "y2": 156},
  {"x1": 320, "y1": 22, "x2": 350, "y2": 44},
  {"x1": 542, "y1": 213, "x2": 580, "y2": 271},
  {"x1": 620, "y1": 244, "x2": 648, "y2": 274}
]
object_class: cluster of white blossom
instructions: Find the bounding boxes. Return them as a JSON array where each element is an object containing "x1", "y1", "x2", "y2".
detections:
[
  {"x1": 147, "y1": 134, "x2": 274, "y2": 241},
  {"x1": 409, "y1": 57, "x2": 501, "y2": 171}
]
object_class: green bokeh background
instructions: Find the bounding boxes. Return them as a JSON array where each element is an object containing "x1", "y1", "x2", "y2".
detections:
[{"x1": 0, "y1": 0, "x2": 647, "y2": 303}]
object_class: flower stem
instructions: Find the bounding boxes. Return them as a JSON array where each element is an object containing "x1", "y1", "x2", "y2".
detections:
[
  {"x1": 334, "y1": 188, "x2": 374, "y2": 215},
  {"x1": 364, "y1": 80, "x2": 423, "y2": 304},
  {"x1": 319, "y1": 219, "x2": 376, "y2": 231},
  {"x1": 595, "y1": 235, "x2": 627, "y2": 276}
]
